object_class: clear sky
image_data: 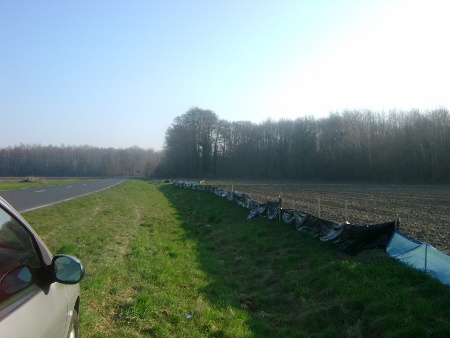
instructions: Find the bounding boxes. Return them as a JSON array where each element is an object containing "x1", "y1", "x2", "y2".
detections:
[{"x1": 1, "y1": 0, "x2": 448, "y2": 150}]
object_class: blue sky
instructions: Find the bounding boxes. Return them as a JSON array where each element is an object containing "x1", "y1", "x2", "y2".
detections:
[{"x1": 1, "y1": 0, "x2": 448, "y2": 150}]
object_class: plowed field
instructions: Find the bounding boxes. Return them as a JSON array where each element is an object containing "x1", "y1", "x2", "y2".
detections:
[{"x1": 209, "y1": 181, "x2": 450, "y2": 255}]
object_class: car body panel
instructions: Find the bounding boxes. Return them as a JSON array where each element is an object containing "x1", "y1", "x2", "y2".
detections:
[
  {"x1": 0, "y1": 195, "x2": 83, "y2": 338},
  {"x1": 0, "y1": 283, "x2": 77, "y2": 337}
]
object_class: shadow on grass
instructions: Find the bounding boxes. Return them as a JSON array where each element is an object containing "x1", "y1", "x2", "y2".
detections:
[{"x1": 158, "y1": 183, "x2": 450, "y2": 337}]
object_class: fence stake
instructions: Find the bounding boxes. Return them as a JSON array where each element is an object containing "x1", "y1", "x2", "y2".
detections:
[
  {"x1": 345, "y1": 200, "x2": 348, "y2": 223},
  {"x1": 318, "y1": 195, "x2": 321, "y2": 218},
  {"x1": 278, "y1": 194, "x2": 282, "y2": 223}
]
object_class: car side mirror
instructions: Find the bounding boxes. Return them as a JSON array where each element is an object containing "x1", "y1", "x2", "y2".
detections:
[
  {"x1": 1, "y1": 265, "x2": 33, "y2": 295},
  {"x1": 52, "y1": 254, "x2": 85, "y2": 284}
]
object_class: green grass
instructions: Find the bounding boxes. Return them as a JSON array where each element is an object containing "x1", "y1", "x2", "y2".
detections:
[
  {"x1": 0, "y1": 178, "x2": 90, "y2": 191},
  {"x1": 25, "y1": 179, "x2": 450, "y2": 337}
]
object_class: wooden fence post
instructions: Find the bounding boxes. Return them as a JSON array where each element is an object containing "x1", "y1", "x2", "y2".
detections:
[
  {"x1": 278, "y1": 194, "x2": 282, "y2": 223},
  {"x1": 317, "y1": 194, "x2": 321, "y2": 218},
  {"x1": 345, "y1": 200, "x2": 348, "y2": 223}
]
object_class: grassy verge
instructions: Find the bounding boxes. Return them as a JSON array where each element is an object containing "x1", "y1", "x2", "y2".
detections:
[
  {"x1": 26, "y1": 179, "x2": 450, "y2": 337},
  {"x1": 0, "y1": 178, "x2": 90, "y2": 191}
]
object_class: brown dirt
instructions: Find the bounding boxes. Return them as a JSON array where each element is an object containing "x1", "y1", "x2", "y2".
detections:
[{"x1": 209, "y1": 181, "x2": 450, "y2": 255}]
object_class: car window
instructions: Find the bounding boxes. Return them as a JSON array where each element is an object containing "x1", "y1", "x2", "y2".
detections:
[{"x1": 0, "y1": 207, "x2": 41, "y2": 310}]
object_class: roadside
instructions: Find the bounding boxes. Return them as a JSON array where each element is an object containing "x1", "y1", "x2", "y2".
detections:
[
  {"x1": 23, "y1": 179, "x2": 450, "y2": 337},
  {"x1": 209, "y1": 181, "x2": 450, "y2": 255}
]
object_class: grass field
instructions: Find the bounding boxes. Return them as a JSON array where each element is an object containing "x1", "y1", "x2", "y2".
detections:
[
  {"x1": 19, "y1": 179, "x2": 450, "y2": 337},
  {"x1": 0, "y1": 177, "x2": 91, "y2": 191}
]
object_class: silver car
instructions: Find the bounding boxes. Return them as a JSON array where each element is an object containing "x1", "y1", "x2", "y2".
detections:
[{"x1": 0, "y1": 196, "x2": 84, "y2": 338}]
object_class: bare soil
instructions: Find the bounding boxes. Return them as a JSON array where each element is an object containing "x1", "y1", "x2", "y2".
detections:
[{"x1": 209, "y1": 181, "x2": 450, "y2": 255}]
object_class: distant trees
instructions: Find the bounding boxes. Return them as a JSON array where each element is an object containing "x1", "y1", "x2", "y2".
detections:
[
  {"x1": 0, "y1": 145, "x2": 161, "y2": 177},
  {"x1": 2, "y1": 107, "x2": 448, "y2": 183},
  {"x1": 160, "y1": 107, "x2": 219, "y2": 178},
  {"x1": 158, "y1": 107, "x2": 450, "y2": 183}
]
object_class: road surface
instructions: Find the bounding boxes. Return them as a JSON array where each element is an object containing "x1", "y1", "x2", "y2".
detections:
[{"x1": 0, "y1": 178, "x2": 126, "y2": 212}]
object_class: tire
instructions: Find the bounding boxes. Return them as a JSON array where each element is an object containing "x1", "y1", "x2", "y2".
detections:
[{"x1": 67, "y1": 309, "x2": 79, "y2": 338}]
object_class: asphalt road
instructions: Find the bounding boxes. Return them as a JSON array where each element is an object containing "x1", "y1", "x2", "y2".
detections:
[{"x1": 0, "y1": 178, "x2": 126, "y2": 212}]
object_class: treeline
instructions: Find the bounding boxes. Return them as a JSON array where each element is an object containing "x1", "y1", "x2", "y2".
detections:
[
  {"x1": 157, "y1": 107, "x2": 450, "y2": 182},
  {"x1": 2, "y1": 108, "x2": 448, "y2": 182},
  {"x1": 0, "y1": 145, "x2": 161, "y2": 177}
]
